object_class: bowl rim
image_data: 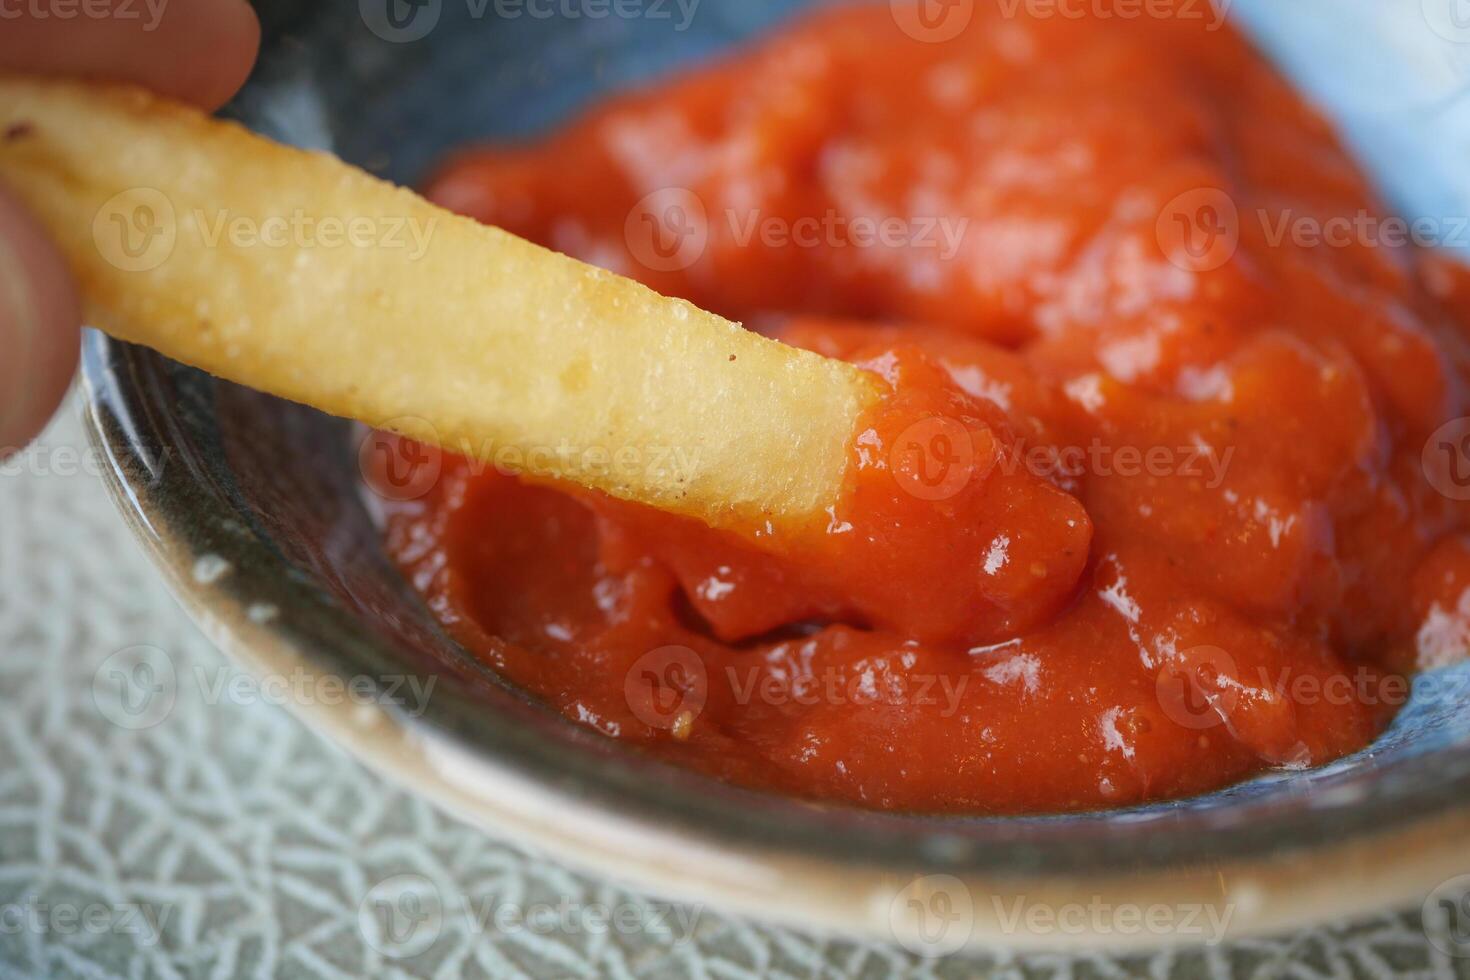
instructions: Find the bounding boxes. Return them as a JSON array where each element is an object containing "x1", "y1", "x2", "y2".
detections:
[{"x1": 80, "y1": 330, "x2": 1470, "y2": 953}]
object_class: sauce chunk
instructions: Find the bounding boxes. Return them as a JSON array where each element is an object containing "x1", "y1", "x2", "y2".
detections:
[{"x1": 379, "y1": 2, "x2": 1470, "y2": 812}]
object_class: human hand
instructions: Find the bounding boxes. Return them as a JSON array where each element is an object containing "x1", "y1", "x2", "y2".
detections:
[{"x1": 0, "y1": 0, "x2": 260, "y2": 452}]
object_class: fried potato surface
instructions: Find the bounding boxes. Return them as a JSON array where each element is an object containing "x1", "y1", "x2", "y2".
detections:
[{"x1": 0, "y1": 76, "x2": 881, "y2": 530}]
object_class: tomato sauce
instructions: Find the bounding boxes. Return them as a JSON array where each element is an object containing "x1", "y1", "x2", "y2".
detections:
[{"x1": 377, "y1": 1, "x2": 1470, "y2": 812}]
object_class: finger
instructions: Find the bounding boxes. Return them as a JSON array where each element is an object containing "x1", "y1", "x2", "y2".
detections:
[
  {"x1": 0, "y1": 182, "x2": 81, "y2": 453},
  {"x1": 0, "y1": 0, "x2": 261, "y2": 111}
]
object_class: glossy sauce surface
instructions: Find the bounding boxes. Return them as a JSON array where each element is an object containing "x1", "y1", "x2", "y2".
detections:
[{"x1": 378, "y1": 2, "x2": 1470, "y2": 813}]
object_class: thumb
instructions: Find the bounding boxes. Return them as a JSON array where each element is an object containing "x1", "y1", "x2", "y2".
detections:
[{"x1": 0, "y1": 183, "x2": 80, "y2": 454}]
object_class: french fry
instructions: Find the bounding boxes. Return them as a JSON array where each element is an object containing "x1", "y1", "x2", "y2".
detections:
[{"x1": 0, "y1": 76, "x2": 882, "y2": 531}]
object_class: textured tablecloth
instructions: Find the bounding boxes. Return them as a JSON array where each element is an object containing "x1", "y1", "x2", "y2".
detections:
[{"x1": 0, "y1": 393, "x2": 1459, "y2": 979}]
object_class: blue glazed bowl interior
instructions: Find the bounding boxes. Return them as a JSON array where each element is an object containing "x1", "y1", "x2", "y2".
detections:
[{"x1": 83, "y1": 0, "x2": 1470, "y2": 876}]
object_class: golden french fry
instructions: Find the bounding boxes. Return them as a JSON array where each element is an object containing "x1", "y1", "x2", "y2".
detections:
[{"x1": 0, "y1": 75, "x2": 881, "y2": 530}]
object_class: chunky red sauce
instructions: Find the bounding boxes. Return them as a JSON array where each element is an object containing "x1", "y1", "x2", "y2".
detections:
[{"x1": 377, "y1": 2, "x2": 1470, "y2": 813}]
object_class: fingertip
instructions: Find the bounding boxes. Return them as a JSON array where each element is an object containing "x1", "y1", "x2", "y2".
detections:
[
  {"x1": 0, "y1": 0, "x2": 263, "y2": 112},
  {"x1": 178, "y1": 0, "x2": 263, "y2": 111},
  {"x1": 0, "y1": 183, "x2": 81, "y2": 452}
]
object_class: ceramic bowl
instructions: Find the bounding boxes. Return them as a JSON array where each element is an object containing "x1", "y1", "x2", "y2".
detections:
[{"x1": 79, "y1": 0, "x2": 1470, "y2": 953}]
